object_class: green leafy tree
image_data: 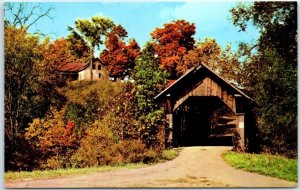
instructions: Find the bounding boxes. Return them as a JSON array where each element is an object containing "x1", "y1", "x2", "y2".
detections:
[
  {"x1": 66, "y1": 31, "x2": 90, "y2": 60},
  {"x1": 134, "y1": 42, "x2": 169, "y2": 149},
  {"x1": 84, "y1": 90, "x2": 101, "y2": 125},
  {"x1": 68, "y1": 16, "x2": 115, "y2": 59},
  {"x1": 231, "y1": 2, "x2": 297, "y2": 157}
]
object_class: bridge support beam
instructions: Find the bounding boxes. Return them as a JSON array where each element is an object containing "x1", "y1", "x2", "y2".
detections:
[{"x1": 236, "y1": 114, "x2": 245, "y2": 150}]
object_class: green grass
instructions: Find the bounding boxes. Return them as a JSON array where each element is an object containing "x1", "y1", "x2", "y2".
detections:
[
  {"x1": 161, "y1": 148, "x2": 180, "y2": 160},
  {"x1": 223, "y1": 151, "x2": 297, "y2": 182},
  {"x1": 5, "y1": 163, "x2": 147, "y2": 182}
]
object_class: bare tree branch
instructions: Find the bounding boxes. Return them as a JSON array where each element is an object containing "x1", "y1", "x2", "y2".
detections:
[{"x1": 4, "y1": 2, "x2": 53, "y2": 31}]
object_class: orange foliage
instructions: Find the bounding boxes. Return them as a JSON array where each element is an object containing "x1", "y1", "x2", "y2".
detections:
[
  {"x1": 25, "y1": 114, "x2": 77, "y2": 166},
  {"x1": 151, "y1": 20, "x2": 196, "y2": 79},
  {"x1": 100, "y1": 25, "x2": 140, "y2": 79},
  {"x1": 44, "y1": 38, "x2": 87, "y2": 70}
]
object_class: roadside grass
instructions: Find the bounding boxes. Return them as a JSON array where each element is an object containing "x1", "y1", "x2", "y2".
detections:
[
  {"x1": 5, "y1": 148, "x2": 180, "y2": 182},
  {"x1": 5, "y1": 163, "x2": 147, "y2": 182},
  {"x1": 223, "y1": 151, "x2": 297, "y2": 182},
  {"x1": 160, "y1": 148, "x2": 180, "y2": 160}
]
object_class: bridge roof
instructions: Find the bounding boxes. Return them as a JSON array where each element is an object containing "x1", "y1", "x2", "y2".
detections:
[{"x1": 154, "y1": 63, "x2": 253, "y2": 101}]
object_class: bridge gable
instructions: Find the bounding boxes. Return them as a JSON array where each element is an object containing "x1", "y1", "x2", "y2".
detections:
[{"x1": 155, "y1": 63, "x2": 252, "y2": 114}]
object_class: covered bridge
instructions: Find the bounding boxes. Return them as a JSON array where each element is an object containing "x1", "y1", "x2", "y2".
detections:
[{"x1": 155, "y1": 63, "x2": 255, "y2": 150}]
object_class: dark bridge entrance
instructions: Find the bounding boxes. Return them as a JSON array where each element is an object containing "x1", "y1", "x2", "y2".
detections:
[
  {"x1": 155, "y1": 63, "x2": 254, "y2": 149},
  {"x1": 173, "y1": 97, "x2": 234, "y2": 147}
]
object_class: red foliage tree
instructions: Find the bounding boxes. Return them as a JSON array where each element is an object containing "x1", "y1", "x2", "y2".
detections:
[
  {"x1": 100, "y1": 25, "x2": 140, "y2": 79},
  {"x1": 151, "y1": 20, "x2": 196, "y2": 79}
]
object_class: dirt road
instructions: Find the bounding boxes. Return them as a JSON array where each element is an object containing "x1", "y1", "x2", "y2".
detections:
[{"x1": 5, "y1": 146, "x2": 297, "y2": 188}]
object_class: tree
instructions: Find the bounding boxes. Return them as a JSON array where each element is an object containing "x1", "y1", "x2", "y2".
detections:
[
  {"x1": 151, "y1": 20, "x2": 196, "y2": 79},
  {"x1": 216, "y1": 43, "x2": 242, "y2": 83},
  {"x1": 134, "y1": 42, "x2": 169, "y2": 148},
  {"x1": 66, "y1": 32, "x2": 90, "y2": 60},
  {"x1": 43, "y1": 38, "x2": 90, "y2": 87},
  {"x1": 45, "y1": 38, "x2": 89, "y2": 67},
  {"x1": 100, "y1": 25, "x2": 140, "y2": 79},
  {"x1": 181, "y1": 38, "x2": 221, "y2": 74},
  {"x1": 5, "y1": 26, "x2": 65, "y2": 170},
  {"x1": 182, "y1": 38, "x2": 241, "y2": 83},
  {"x1": 25, "y1": 111, "x2": 77, "y2": 169},
  {"x1": 231, "y1": 2, "x2": 297, "y2": 65},
  {"x1": 4, "y1": 2, "x2": 53, "y2": 31},
  {"x1": 231, "y1": 2, "x2": 297, "y2": 157},
  {"x1": 68, "y1": 16, "x2": 115, "y2": 58}
]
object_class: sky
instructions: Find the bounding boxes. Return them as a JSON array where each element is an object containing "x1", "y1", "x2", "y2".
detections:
[{"x1": 6, "y1": 2, "x2": 260, "y2": 56}]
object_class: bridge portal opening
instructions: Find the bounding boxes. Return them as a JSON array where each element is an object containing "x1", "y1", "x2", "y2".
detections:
[{"x1": 172, "y1": 97, "x2": 235, "y2": 147}]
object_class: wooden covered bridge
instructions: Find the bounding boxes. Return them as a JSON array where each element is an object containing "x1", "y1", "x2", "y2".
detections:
[{"x1": 155, "y1": 63, "x2": 255, "y2": 150}]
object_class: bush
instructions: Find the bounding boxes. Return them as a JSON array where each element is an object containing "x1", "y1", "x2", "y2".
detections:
[
  {"x1": 143, "y1": 149, "x2": 159, "y2": 163},
  {"x1": 70, "y1": 120, "x2": 115, "y2": 167},
  {"x1": 71, "y1": 127, "x2": 160, "y2": 167},
  {"x1": 161, "y1": 149, "x2": 178, "y2": 160},
  {"x1": 110, "y1": 140, "x2": 147, "y2": 164},
  {"x1": 18, "y1": 79, "x2": 166, "y2": 171},
  {"x1": 25, "y1": 112, "x2": 78, "y2": 170},
  {"x1": 64, "y1": 102, "x2": 86, "y2": 127}
]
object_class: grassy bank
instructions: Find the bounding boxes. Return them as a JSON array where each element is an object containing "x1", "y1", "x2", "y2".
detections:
[
  {"x1": 223, "y1": 151, "x2": 297, "y2": 182},
  {"x1": 5, "y1": 149, "x2": 179, "y2": 182},
  {"x1": 5, "y1": 163, "x2": 147, "y2": 182},
  {"x1": 161, "y1": 148, "x2": 179, "y2": 160}
]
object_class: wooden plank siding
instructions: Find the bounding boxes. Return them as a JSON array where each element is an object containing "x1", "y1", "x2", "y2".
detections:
[{"x1": 173, "y1": 77, "x2": 237, "y2": 112}]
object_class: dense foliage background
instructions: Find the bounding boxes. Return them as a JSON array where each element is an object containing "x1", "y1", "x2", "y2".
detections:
[{"x1": 4, "y1": 1, "x2": 297, "y2": 171}]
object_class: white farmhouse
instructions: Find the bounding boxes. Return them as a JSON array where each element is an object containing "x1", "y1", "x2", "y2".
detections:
[{"x1": 57, "y1": 58, "x2": 108, "y2": 81}]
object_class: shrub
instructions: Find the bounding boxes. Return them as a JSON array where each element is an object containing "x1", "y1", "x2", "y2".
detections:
[
  {"x1": 64, "y1": 102, "x2": 86, "y2": 127},
  {"x1": 70, "y1": 120, "x2": 115, "y2": 167},
  {"x1": 161, "y1": 149, "x2": 178, "y2": 160},
  {"x1": 143, "y1": 149, "x2": 159, "y2": 163},
  {"x1": 109, "y1": 140, "x2": 147, "y2": 164},
  {"x1": 25, "y1": 111, "x2": 78, "y2": 169}
]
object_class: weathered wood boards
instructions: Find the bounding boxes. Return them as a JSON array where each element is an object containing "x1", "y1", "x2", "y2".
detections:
[{"x1": 155, "y1": 63, "x2": 253, "y2": 148}]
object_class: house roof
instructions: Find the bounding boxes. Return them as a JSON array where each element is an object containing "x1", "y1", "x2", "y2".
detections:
[
  {"x1": 154, "y1": 63, "x2": 253, "y2": 101},
  {"x1": 56, "y1": 57, "x2": 102, "y2": 73},
  {"x1": 57, "y1": 62, "x2": 90, "y2": 72}
]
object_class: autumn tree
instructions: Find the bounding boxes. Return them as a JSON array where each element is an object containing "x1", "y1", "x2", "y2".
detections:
[
  {"x1": 231, "y1": 2, "x2": 297, "y2": 157},
  {"x1": 181, "y1": 38, "x2": 221, "y2": 74},
  {"x1": 217, "y1": 44, "x2": 242, "y2": 83},
  {"x1": 42, "y1": 38, "x2": 90, "y2": 86},
  {"x1": 151, "y1": 20, "x2": 196, "y2": 79},
  {"x1": 182, "y1": 38, "x2": 241, "y2": 83},
  {"x1": 100, "y1": 25, "x2": 140, "y2": 79},
  {"x1": 4, "y1": 2, "x2": 53, "y2": 31},
  {"x1": 45, "y1": 38, "x2": 87, "y2": 67},
  {"x1": 134, "y1": 42, "x2": 169, "y2": 148},
  {"x1": 25, "y1": 111, "x2": 77, "y2": 169},
  {"x1": 4, "y1": 26, "x2": 65, "y2": 170}
]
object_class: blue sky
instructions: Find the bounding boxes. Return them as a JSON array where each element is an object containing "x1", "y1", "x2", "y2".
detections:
[{"x1": 8, "y1": 2, "x2": 259, "y2": 54}]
